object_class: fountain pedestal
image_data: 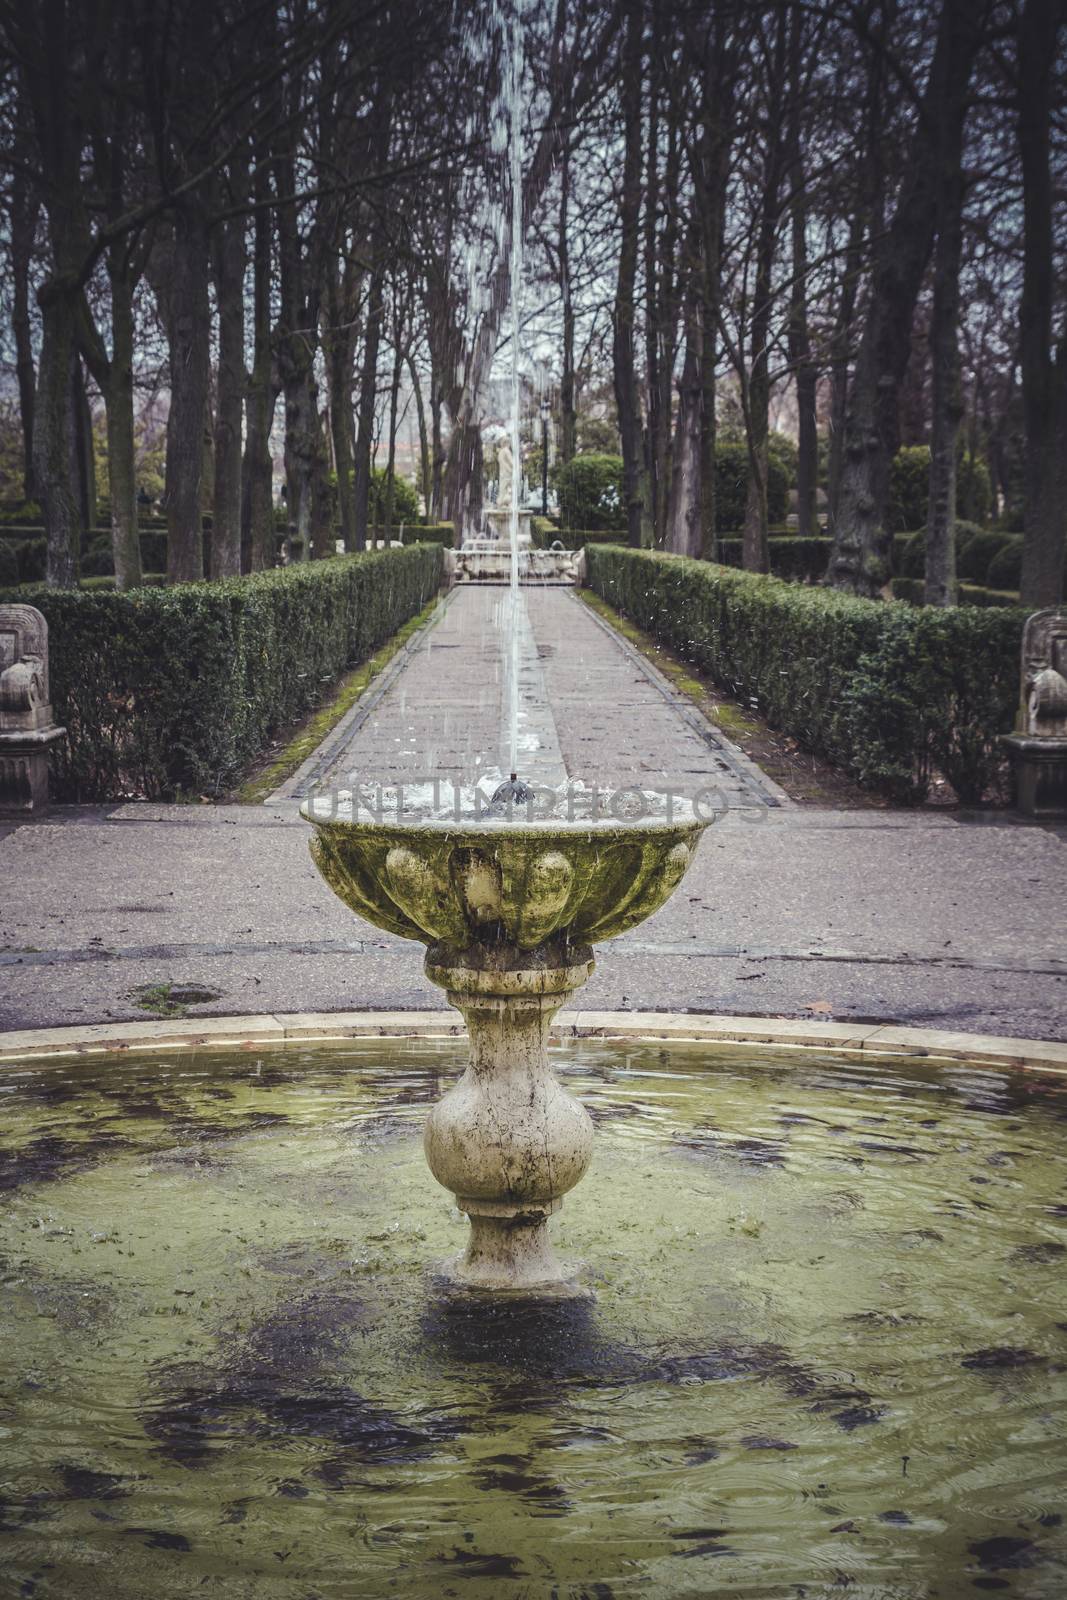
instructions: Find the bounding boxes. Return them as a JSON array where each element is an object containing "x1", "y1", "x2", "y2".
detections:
[
  {"x1": 424, "y1": 939, "x2": 594, "y2": 1292},
  {"x1": 304, "y1": 793, "x2": 708, "y2": 1294}
]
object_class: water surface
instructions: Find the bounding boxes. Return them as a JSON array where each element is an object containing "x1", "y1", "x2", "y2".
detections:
[{"x1": 0, "y1": 1038, "x2": 1064, "y2": 1597}]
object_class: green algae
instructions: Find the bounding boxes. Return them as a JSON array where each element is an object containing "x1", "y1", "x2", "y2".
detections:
[{"x1": 0, "y1": 1038, "x2": 1064, "y2": 1597}]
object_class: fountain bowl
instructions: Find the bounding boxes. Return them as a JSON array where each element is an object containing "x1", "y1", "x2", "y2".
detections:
[{"x1": 302, "y1": 793, "x2": 709, "y2": 1294}]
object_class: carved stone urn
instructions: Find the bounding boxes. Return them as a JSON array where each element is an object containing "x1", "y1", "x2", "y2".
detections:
[{"x1": 304, "y1": 791, "x2": 708, "y2": 1293}]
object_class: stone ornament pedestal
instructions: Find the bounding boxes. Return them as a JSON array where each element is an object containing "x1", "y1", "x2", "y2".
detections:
[
  {"x1": 423, "y1": 939, "x2": 595, "y2": 1293},
  {"x1": 0, "y1": 604, "x2": 66, "y2": 817},
  {"x1": 1002, "y1": 606, "x2": 1067, "y2": 820},
  {"x1": 1002, "y1": 734, "x2": 1067, "y2": 818},
  {"x1": 304, "y1": 793, "x2": 709, "y2": 1294}
]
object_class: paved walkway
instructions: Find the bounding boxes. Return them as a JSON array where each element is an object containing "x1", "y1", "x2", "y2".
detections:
[
  {"x1": 276, "y1": 587, "x2": 780, "y2": 806},
  {"x1": 2, "y1": 588, "x2": 1065, "y2": 1041}
]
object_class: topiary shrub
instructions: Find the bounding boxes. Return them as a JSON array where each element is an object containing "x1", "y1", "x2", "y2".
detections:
[
  {"x1": 0, "y1": 544, "x2": 442, "y2": 801},
  {"x1": 986, "y1": 536, "x2": 1024, "y2": 592},
  {"x1": 553, "y1": 454, "x2": 627, "y2": 531},
  {"x1": 0, "y1": 542, "x2": 19, "y2": 587},
  {"x1": 16, "y1": 538, "x2": 46, "y2": 584},
  {"x1": 369, "y1": 468, "x2": 420, "y2": 526},
  {"x1": 715, "y1": 443, "x2": 789, "y2": 531},
  {"x1": 586, "y1": 545, "x2": 1024, "y2": 805},
  {"x1": 395, "y1": 524, "x2": 455, "y2": 548},
  {"x1": 893, "y1": 577, "x2": 1019, "y2": 608},
  {"x1": 888, "y1": 446, "x2": 931, "y2": 532},
  {"x1": 957, "y1": 454, "x2": 993, "y2": 525},
  {"x1": 957, "y1": 529, "x2": 1013, "y2": 585},
  {"x1": 715, "y1": 536, "x2": 830, "y2": 581},
  {"x1": 81, "y1": 536, "x2": 115, "y2": 577}
]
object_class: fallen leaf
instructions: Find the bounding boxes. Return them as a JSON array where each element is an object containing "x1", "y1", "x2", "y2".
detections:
[{"x1": 805, "y1": 1000, "x2": 834, "y2": 1015}]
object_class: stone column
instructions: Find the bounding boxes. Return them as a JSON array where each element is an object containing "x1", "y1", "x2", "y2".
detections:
[{"x1": 423, "y1": 938, "x2": 595, "y2": 1294}]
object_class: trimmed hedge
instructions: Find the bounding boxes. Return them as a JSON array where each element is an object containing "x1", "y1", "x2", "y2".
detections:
[
  {"x1": 892, "y1": 577, "x2": 1021, "y2": 609},
  {"x1": 531, "y1": 526, "x2": 623, "y2": 551},
  {"x1": 393, "y1": 523, "x2": 455, "y2": 548},
  {"x1": 585, "y1": 545, "x2": 1025, "y2": 804},
  {"x1": 986, "y1": 536, "x2": 1025, "y2": 592},
  {"x1": 958, "y1": 529, "x2": 1015, "y2": 584},
  {"x1": 1, "y1": 543, "x2": 442, "y2": 801},
  {"x1": 716, "y1": 535, "x2": 830, "y2": 582},
  {"x1": 715, "y1": 443, "x2": 789, "y2": 529}
]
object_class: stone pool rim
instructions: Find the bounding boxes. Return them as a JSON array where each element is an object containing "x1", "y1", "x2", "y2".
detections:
[{"x1": 0, "y1": 1010, "x2": 1064, "y2": 1074}]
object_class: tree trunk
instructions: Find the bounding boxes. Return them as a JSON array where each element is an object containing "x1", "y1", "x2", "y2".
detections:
[
  {"x1": 11, "y1": 167, "x2": 39, "y2": 504},
  {"x1": 34, "y1": 279, "x2": 81, "y2": 588},
  {"x1": 612, "y1": 0, "x2": 651, "y2": 548},
  {"x1": 106, "y1": 257, "x2": 141, "y2": 589},
  {"x1": 559, "y1": 141, "x2": 577, "y2": 466},
  {"x1": 788, "y1": 157, "x2": 817, "y2": 538},
  {"x1": 71, "y1": 352, "x2": 96, "y2": 535},
  {"x1": 691, "y1": 27, "x2": 734, "y2": 563},
  {"x1": 354, "y1": 257, "x2": 384, "y2": 548},
  {"x1": 430, "y1": 370, "x2": 444, "y2": 520},
  {"x1": 1018, "y1": 0, "x2": 1066, "y2": 608},
  {"x1": 924, "y1": 168, "x2": 966, "y2": 606},
  {"x1": 829, "y1": 0, "x2": 982, "y2": 596},
  {"x1": 826, "y1": 209, "x2": 864, "y2": 535},
  {"x1": 158, "y1": 204, "x2": 211, "y2": 583},
  {"x1": 382, "y1": 321, "x2": 404, "y2": 531},
  {"x1": 241, "y1": 186, "x2": 277, "y2": 573},
  {"x1": 409, "y1": 356, "x2": 432, "y2": 521},
  {"x1": 665, "y1": 286, "x2": 704, "y2": 559},
  {"x1": 212, "y1": 205, "x2": 247, "y2": 578}
]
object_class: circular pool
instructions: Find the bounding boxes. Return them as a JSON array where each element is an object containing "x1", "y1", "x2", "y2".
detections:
[{"x1": 1, "y1": 1037, "x2": 1064, "y2": 1596}]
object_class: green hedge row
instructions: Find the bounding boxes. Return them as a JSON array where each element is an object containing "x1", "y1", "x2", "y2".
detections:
[
  {"x1": 896, "y1": 524, "x2": 1033, "y2": 589},
  {"x1": 393, "y1": 523, "x2": 455, "y2": 548},
  {"x1": 891, "y1": 577, "x2": 1020, "y2": 609},
  {"x1": 531, "y1": 526, "x2": 623, "y2": 551},
  {"x1": 1, "y1": 543, "x2": 442, "y2": 801},
  {"x1": 585, "y1": 546, "x2": 1025, "y2": 804},
  {"x1": 716, "y1": 536, "x2": 830, "y2": 581}
]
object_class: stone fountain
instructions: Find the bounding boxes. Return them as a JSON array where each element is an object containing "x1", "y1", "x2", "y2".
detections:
[{"x1": 304, "y1": 791, "x2": 708, "y2": 1293}]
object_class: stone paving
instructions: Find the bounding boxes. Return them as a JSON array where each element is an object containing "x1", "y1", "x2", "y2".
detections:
[
  {"x1": 2, "y1": 586, "x2": 1065, "y2": 1040},
  {"x1": 279, "y1": 586, "x2": 779, "y2": 807}
]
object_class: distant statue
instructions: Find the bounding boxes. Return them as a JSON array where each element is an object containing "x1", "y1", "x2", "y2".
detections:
[
  {"x1": 0, "y1": 603, "x2": 67, "y2": 814},
  {"x1": 496, "y1": 439, "x2": 514, "y2": 507},
  {"x1": 1022, "y1": 609, "x2": 1067, "y2": 738},
  {"x1": 1003, "y1": 606, "x2": 1067, "y2": 816}
]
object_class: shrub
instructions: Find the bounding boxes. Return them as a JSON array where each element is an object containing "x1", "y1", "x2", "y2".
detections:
[
  {"x1": 889, "y1": 446, "x2": 931, "y2": 532},
  {"x1": 892, "y1": 577, "x2": 1019, "y2": 609},
  {"x1": 395, "y1": 523, "x2": 454, "y2": 548},
  {"x1": 0, "y1": 501, "x2": 41, "y2": 525},
  {"x1": 715, "y1": 443, "x2": 789, "y2": 531},
  {"x1": 370, "y1": 468, "x2": 420, "y2": 526},
  {"x1": 957, "y1": 529, "x2": 1013, "y2": 585},
  {"x1": 0, "y1": 544, "x2": 442, "y2": 801},
  {"x1": 586, "y1": 545, "x2": 1024, "y2": 804},
  {"x1": 958, "y1": 454, "x2": 993, "y2": 525},
  {"x1": 715, "y1": 536, "x2": 830, "y2": 582},
  {"x1": 553, "y1": 454, "x2": 627, "y2": 531},
  {"x1": 16, "y1": 538, "x2": 46, "y2": 584},
  {"x1": 767, "y1": 431, "x2": 798, "y2": 487},
  {"x1": 530, "y1": 526, "x2": 623, "y2": 551},
  {"x1": 82, "y1": 536, "x2": 116, "y2": 577},
  {"x1": 897, "y1": 520, "x2": 987, "y2": 580},
  {"x1": 0, "y1": 542, "x2": 19, "y2": 586},
  {"x1": 986, "y1": 536, "x2": 1024, "y2": 592}
]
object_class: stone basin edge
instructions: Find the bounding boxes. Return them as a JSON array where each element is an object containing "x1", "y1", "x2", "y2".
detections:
[{"x1": 0, "y1": 1010, "x2": 1064, "y2": 1074}]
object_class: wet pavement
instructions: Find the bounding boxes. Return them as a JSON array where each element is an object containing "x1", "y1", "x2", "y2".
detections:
[{"x1": 2, "y1": 588, "x2": 1064, "y2": 1040}]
